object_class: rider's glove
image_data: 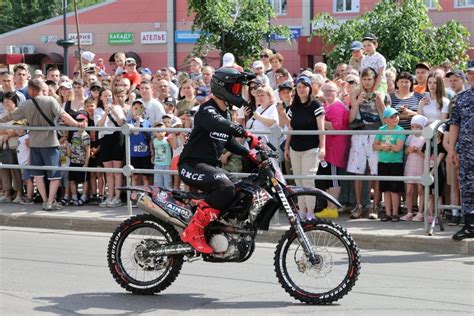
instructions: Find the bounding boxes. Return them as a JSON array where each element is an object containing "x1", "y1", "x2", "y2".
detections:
[
  {"x1": 243, "y1": 131, "x2": 260, "y2": 150},
  {"x1": 248, "y1": 151, "x2": 260, "y2": 165}
]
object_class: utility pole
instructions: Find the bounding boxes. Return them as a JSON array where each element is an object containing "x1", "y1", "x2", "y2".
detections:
[{"x1": 56, "y1": 0, "x2": 74, "y2": 76}]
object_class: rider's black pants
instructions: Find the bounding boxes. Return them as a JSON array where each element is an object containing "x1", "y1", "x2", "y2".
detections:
[{"x1": 178, "y1": 162, "x2": 236, "y2": 210}]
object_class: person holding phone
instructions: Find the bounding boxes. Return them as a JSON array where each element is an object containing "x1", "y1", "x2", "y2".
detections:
[
  {"x1": 95, "y1": 87, "x2": 126, "y2": 208},
  {"x1": 417, "y1": 73, "x2": 449, "y2": 124}
]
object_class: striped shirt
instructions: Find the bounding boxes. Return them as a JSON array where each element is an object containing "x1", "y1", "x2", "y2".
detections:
[{"x1": 389, "y1": 92, "x2": 423, "y2": 130}]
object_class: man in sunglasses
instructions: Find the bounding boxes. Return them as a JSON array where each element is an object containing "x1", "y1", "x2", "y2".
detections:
[{"x1": 178, "y1": 68, "x2": 260, "y2": 254}]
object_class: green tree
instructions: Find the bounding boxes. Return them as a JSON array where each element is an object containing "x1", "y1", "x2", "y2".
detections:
[
  {"x1": 0, "y1": 0, "x2": 104, "y2": 34},
  {"x1": 187, "y1": 0, "x2": 290, "y2": 68},
  {"x1": 311, "y1": 0, "x2": 470, "y2": 73}
]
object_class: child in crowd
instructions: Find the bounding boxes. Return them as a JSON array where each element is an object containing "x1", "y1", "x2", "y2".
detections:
[
  {"x1": 150, "y1": 122, "x2": 172, "y2": 188},
  {"x1": 15, "y1": 120, "x2": 34, "y2": 205},
  {"x1": 59, "y1": 135, "x2": 71, "y2": 205},
  {"x1": 114, "y1": 51, "x2": 126, "y2": 76},
  {"x1": 168, "y1": 117, "x2": 186, "y2": 189},
  {"x1": 128, "y1": 100, "x2": 152, "y2": 186},
  {"x1": 402, "y1": 115, "x2": 428, "y2": 221},
  {"x1": 373, "y1": 108, "x2": 406, "y2": 222},
  {"x1": 67, "y1": 113, "x2": 91, "y2": 205},
  {"x1": 360, "y1": 34, "x2": 387, "y2": 93},
  {"x1": 84, "y1": 97, "x2": 104, "y2": 204}
]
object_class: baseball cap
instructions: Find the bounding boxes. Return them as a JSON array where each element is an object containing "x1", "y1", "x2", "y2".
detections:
[
  {"x1": 410, "y1": 114, "x2": 428, "y2": 128},
  {"x1": 296, "y1": 76, "x2": 311, "y2": 87},
  {"x1": 252, "y1": 60, "x2": 264, "y2": 69},
  {"x1": 191, "y1": 57, "x2": 203, "y2": 67},
  {"x1": 446, "y1": 69, "x2": 466, "y2": 79},
  {"x1": 171, "y1": 116, "x2": 183, "y2": 127},
  {"x1": 140, "y1": 67, "x2": 152, "y2": 75},
  {"x1": 132, "y1": 99, "x2": 145, "y2": 107},
  {"x1": 278, "y1": 81, "x2": 293, "y2": 91},
  {"x1": 75, "y1": 112, "x2": 88, "y2": 122},
  {"x1": 196, "y1": 86, "x2": 210, "y2": 102},
  {"x1": 467, "y1": 59, "x2": 474, "y2": 72},
  {"x1": 163, "y1": 96, "x2": 176, "y2": 106},
  {"x1": 350, "y1": 41, "x2": 363, "y2": 51},
  {"x1": 125, "y1": 57, "x2": 137, "y2": 65},
  {"x1": 168, "y1": 66, "x2": 176, "y2": 74},
  {"x1": 222, "y1": 53, "x2": 235, "y2": 67},
  {"x1": 34, "y1": 69, "x2": 44, "y2": 76},
  {"x1": 59, "y1": 81, "x2": 72, "y2": 89},
  {"x1": 90, "y1": 81, "x2": 102, "y2": 90},
  {"x1": 362, "y1": 33, "x2": 377, "y2": 42},
  {"x1": 415, "y1": 62, "x2": 430, "y2": 71},
  {"x1": 383, "y1": 107, "x2": 399, "y2": 118}
]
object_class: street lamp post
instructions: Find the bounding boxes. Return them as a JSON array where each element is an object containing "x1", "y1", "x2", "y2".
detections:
[{"x1": 56, "y1": 0, "x2": 74, "y2": 76}]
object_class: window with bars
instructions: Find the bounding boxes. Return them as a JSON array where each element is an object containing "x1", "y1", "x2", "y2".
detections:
[
  {"x1": 456, "y1": 0, "x2": 474, "y2": 7},
  {"x1": 268, "y1": 0, "x2": 288, "y2": 15},
  {"x1": 334, "y1": 0, "x2": 360, "y2": 13}
]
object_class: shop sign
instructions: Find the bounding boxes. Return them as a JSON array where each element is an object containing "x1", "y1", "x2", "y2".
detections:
[
  {"x1": 141, "y1": 31, "x2": 167, "y2": 44},
  {"x1": 40, "y1": 35, "x2": 60, "y2": 44},
  {"x1": 271, "y1": 27, "x2": 302, "y2": 41},
  {"x1": 175, "y1": 30, "x2": 202, "y2": 44},
  {"x1": 68, "y1": 33, "x2": 94, "y2": 45},
  {"x1": 108, "y1": 32, "x2": 134, "y2": 45}
]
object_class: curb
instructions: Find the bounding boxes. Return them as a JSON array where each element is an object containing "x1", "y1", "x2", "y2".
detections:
[{"x1": 1, "y1": 213, "x2": 472, "y2": 255}]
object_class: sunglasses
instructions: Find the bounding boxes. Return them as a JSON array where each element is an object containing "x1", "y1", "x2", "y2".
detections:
[
  {"x1": 249, "y1": 85, "x2": 259, "y2": 91},
  {"x1": 346, "y1": 80, "x2": 357, "y2": 85},
  {"x1": 260, "y1": 54, "x2": 269, "y2": 58}
]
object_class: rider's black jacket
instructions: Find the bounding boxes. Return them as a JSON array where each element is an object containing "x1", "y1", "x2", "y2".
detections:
[{"x1": 179, "y1": 99, "x2": 249, "y2": 167}]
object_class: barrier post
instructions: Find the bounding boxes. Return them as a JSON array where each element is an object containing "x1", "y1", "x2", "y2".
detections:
[
  {"x1": 122, "y1": 124, "x2": 133, "y2": 215},
  {"x1": 422, "y1": 125, "x2": 434, "y2": 234}
]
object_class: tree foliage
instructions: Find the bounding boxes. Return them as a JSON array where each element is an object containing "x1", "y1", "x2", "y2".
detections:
[
  {"x1": 187, "y1": 0, "x2": 290, "y2": 68},
  {"x1": 0, "y1": 0, "x2": 104, "y2": 35},
  {"x1": 311, "y1": 0, "x2": 470, "y2": 73}
]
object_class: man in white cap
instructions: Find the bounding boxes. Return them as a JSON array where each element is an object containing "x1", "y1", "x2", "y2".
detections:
[
  {"x1": 252, "y1": 60, "x2": 269, "y2": 86},
  {"x1": 189, "y1": 57, "x2": 203, "y2": 81},
  {"x1": 74, "y1": 50, "x2": 97, "y2": 75},
  {"x1": 221, "y1": 52, "x2": 243, "y2": 72}
]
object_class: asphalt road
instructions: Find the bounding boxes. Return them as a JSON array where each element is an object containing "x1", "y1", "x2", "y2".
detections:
[{"x1": 1, "y1": 226, "x2": 473, "y2": 316}]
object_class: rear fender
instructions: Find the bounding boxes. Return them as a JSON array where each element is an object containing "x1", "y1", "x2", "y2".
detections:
[{"x1": 284, "y1": 186, "x2": 342, "y2": 208}]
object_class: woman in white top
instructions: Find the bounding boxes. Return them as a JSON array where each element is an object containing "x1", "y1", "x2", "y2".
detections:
[
  {"x1": 417, "y1": 73, "x2": 449, "y2": 124},
  {"x1": 244, "y1": 85, "x2": 279, "y2": 152},
  {"x1": 95, "y1": 88, "x2": 126, "y2": 207}
]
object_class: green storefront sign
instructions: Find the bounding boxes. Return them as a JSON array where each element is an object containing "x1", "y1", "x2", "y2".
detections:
[{"x1": 108, "y1": 32, "x2": 133, "y2": 45}]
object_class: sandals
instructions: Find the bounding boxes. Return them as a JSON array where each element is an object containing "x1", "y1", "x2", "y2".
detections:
[
  {"x1": 391, "y1": 215, "x2": 400, "y2": 222},
  {"x1": 70, "y1": 198, "x2": 85, "y2": 206},
  {"x1": 60, "y1": 198, "x2": 70, "y2": 206},
  {"x1": 380, "y1": 214, "x2": 391, "y2": 222}
]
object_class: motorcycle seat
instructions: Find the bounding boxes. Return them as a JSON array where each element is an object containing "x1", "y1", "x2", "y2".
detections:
[{"x1": 171, "y1": 189, "x2": 204, "y2": 201}]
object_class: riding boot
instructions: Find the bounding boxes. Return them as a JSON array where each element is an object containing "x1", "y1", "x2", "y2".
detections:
[
  {"x1": 452, "y1": 213, "x2": 474, "y2": 241},
  {"x1": 181, "y1": 200, "x2": 220, "y2": 254}
]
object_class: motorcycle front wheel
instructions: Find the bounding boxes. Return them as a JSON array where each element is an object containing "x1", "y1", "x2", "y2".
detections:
[
  {"x1": 107, "y1": 214, "x2": 184, "y2": 295},
  {"x1": 274, "y1": 219, "x2": 360, "y2": 304}
]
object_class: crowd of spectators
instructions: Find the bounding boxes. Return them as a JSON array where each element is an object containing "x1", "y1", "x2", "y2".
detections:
[{"x1": 0, "y1": 33, "x2": 472, "y2": 228}]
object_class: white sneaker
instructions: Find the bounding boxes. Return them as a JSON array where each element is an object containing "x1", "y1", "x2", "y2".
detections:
[
  {"x1": 107, "y1": 196, "x2": 122, "y2": 207},
  {"x1": 12, "y1": 196, "x2": 22, "y2": 203},
  {"x1": 0, "y1": 195, "x2": 12, "y2": 203},
  {"x1": 99, "y1": 197, "x2": 112, "y2": 208}
]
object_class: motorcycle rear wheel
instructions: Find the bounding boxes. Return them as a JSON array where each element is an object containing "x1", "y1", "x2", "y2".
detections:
[
  {"x1": 274, "y1": 219, "x2": 360, "y2": 304},
  {"x1": 107, "y1": 214, "x2": 184, "y2": 295}
]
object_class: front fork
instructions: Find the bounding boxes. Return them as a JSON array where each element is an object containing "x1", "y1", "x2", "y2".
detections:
[{"x1": 272, "y1": 182, "x2": 320, "y2": 265}]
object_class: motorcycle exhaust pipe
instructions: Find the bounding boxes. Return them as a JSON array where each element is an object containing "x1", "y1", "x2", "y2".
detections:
[
  {"x1": 149, "y1": 243, "x2": 195, "y2": 256},
  {"x1": 137, "y1": 194, "x2": 186, "y2": 228}
]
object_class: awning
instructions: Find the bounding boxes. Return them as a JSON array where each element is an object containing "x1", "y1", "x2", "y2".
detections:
[{"x1": 0, "y1": 53, "x2": 64, "y2": 65}]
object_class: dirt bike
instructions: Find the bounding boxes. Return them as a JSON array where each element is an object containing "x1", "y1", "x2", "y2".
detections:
[{"x1": 107, "y1": 141, "x2": 360, "y2": 305}]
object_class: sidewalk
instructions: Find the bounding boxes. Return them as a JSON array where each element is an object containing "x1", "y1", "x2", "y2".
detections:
[{"x1": 0, "y1": 202, "x2": 472, "y2": 255}]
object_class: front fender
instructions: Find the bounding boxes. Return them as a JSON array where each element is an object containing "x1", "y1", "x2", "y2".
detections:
[{"x1": 284, "y1": 186, "x2": 342, "y2": 208}]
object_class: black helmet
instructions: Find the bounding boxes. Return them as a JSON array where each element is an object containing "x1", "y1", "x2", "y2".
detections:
[{"x1": 211, "y1": 68, "x2": 255, "y2": 108}]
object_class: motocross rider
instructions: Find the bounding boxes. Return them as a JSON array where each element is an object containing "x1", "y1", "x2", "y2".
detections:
[{"x1": 178, "y1": 68, "x2": 261, "y2": 254}]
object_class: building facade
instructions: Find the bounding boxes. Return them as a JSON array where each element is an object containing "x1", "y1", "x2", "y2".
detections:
[{"x1": 0, "y1": 0, "x2": 473, "y2": 75}]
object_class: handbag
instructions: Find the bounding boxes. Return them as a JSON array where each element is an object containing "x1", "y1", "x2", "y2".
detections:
[{"x1": 0, "y1": 140, "x2": 18, "y2": 164}]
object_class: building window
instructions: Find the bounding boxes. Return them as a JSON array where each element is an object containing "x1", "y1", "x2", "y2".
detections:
[
  {"x1": 455, "y1": 0, "x2": 474, "y2": 7},
  {"x1": 268, "y1": 0, "x2": 288, "y2": 15},
  {"x1": 424, "y1": 0, "x2": 436, "y2": 8},
  {"x1": 334, "y1": 0, "x2": 360, "y2": 13}
]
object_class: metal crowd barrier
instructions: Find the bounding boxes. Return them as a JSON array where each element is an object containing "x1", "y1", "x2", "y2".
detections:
[{"x1": 0, "y1": 122, "x2": 456, "y2": 236}]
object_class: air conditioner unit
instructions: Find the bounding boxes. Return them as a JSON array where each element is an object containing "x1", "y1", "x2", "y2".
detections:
[
  {"x1": 6, "y1": 45, "x2": 22, "y2": 54},
  {"x1": 21, "y1": 45, "x2": 35, "y2": 54}
]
